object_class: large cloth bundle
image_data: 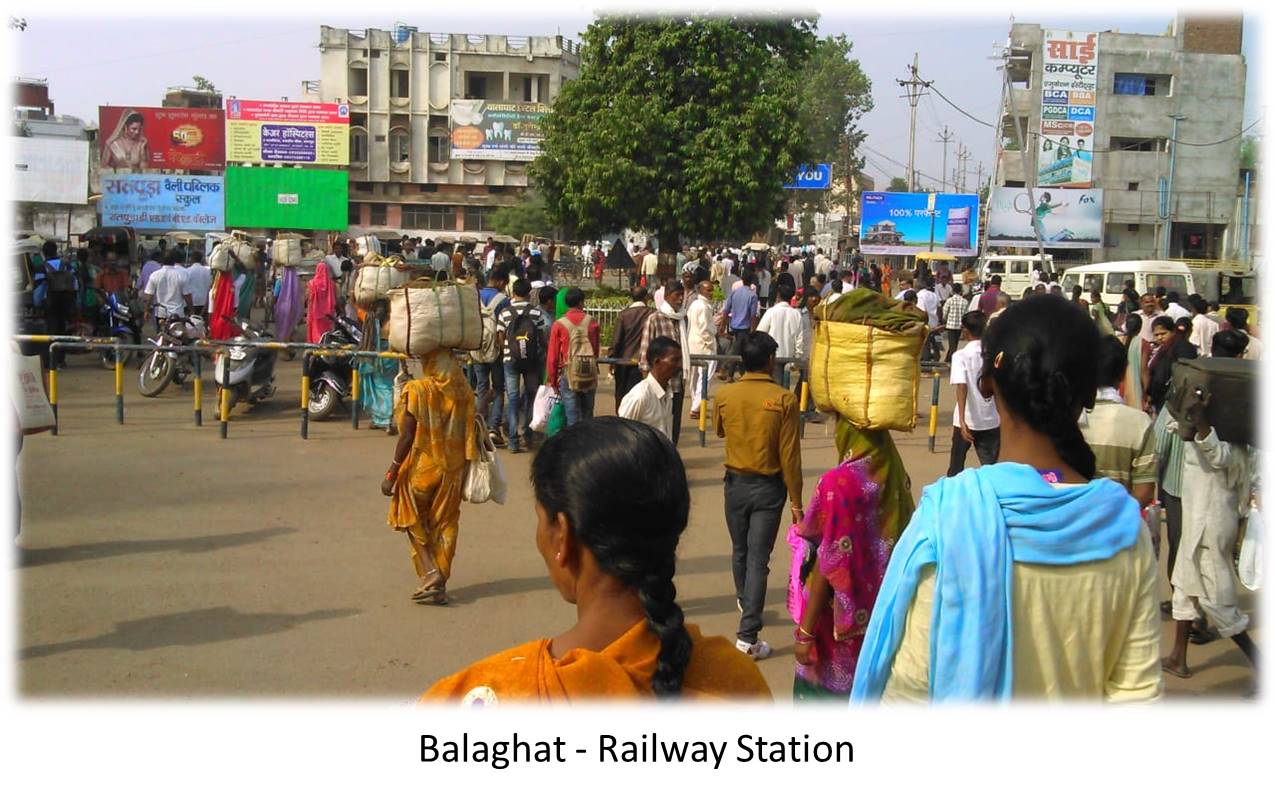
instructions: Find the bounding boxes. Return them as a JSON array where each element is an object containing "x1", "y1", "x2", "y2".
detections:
[
  {"x1": 210, "y1": 233, "x2": 255, "y2": 272},
  {"x1": 809, "y1": 288, "x2": 927, "y2": 432},
  {"x1": 271, "y1": 238, "x2": 302, "y2": 267},
  {"x1": 355, "y1": 235, "x2": 382, "y2": 258},
  {"x1": 353, "y1": 257, "x2": 413, "y2": 309},
  {"x1": 1166, "y1": 357, "x2": 1257, "y2": 446},
  {"x1": 388, "y1": 277, "x2": 482, "y2": 356}
]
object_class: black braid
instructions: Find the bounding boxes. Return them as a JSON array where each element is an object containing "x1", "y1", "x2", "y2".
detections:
[
  {"x1": 531, "y1": 417, "x2": 694, "y2": 697},
  {"x1": 982, "y1": 295, "x2": 1099, "y2": 480}
]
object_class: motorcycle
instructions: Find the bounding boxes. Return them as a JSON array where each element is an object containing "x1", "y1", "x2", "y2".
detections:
[
  {"x1": 306, "y1": 311, "x2": 362, "y2": 421},
  {"x1": 212, "y1": 319, "x2": 279, "y2": 410},
  {"x1": 137, "y1": 314, "x2": 208, "y2": 397},
  {"x1": 95, "y1": 289, "x2": 143, "y2": 369}
]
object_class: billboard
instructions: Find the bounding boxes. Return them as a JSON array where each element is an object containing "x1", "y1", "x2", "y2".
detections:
[
  {"x1": 11, "y1": 137, "x2": 89, "y2": 204},
  {"x1": 98, "y1": 106, "x2": 225, "y2": 170},
  {"x1": 1038, "y1": 30, "x2": 1098, "y2": 188},
  {"x1": 224, "y1": 166, "x2": 348, "y2": 230},
  {"x1": 449, "y1": 100, "x2": 547, "y2": 161},
  {"x1": 858, "y1": 192, "x2": 981, "y2": 256},
  {"x1": 225, "y1": 100, "x2": 350, "y2": 165},
  {"x1": 784, "y1": 163, "x2": 832, "y2": 190},
  {"x1": 100, "y1": 174, "x2": 225, "y2": 231},
  {"x1": 986, "y1": 187, "x2": 1103, "y2": 249}
]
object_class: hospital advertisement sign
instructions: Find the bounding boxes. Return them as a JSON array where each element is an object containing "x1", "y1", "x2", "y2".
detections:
[{"x1": 225, "y1": 100, "x2": 350, "y2": 165}]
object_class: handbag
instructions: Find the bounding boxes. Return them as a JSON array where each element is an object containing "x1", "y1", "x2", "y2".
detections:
[
  {"x1": 529, "y1": 384, "x2": 558, "y2": 432},
  {"x1": 1238, "y1": 505, "x2": 1263, "y2": 591},
  {"x1": 462, "y1": 416, "x2": 507, "y2": 505}
]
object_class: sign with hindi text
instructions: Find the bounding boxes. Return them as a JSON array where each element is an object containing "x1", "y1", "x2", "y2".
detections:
[{"x1": 225, "y1": 100, "x2": 350, "y2": 165}]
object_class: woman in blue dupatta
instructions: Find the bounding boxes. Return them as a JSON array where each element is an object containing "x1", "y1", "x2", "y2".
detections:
[
  {"x1": 852, "y1": 295, "x2": 1161, "y2": 703},
  {"x1": 359, "y1": 299, "x2": 396, "y2": 430}
]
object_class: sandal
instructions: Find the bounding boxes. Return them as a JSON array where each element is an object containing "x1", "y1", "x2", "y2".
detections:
[
  {"x1": 1160, "y1": 657, "x2": 1193, "y2": 679},
  {"x1": 414, "y1": 588, "x2": 448, "y2": 606}
]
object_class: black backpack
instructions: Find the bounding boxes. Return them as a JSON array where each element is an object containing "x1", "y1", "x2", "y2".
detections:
[
  {"x1": 507, "y1": 306, "x2": 543, "y2": 375},
  {"x1": 45, "y1": 259, "x2": 76, "y2": 294}
]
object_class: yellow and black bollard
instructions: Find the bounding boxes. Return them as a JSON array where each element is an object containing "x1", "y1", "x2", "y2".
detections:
[
  {"x1": 350, "y1": 363, "x2": 361, "y2": 430},
  {"x1": 698, "y1": 364, "x2": 710, "y2": 447},
  {"x1": 927, "y1": 371, "x2": 941, "y2": 453},
  {"x1": 114, "y1": 346, "x2": 125, "y2": 424},
  {"x1": 219, "y1": 387, "x2": 230, "y2": 439},
  {"x1": 799, "y1": 378, "x2": 811, "y2": 440},
  {"x1": 48, "y1": 362, "x2": 59, "y2": 436},
  {"x1": 300, "y1": 365, "x2": 311, "y2": 440},
  {"x1": 193, "y1": 355, "x2": 203, "y2": 427}
]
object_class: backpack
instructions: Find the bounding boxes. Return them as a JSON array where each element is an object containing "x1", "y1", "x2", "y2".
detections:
[
  {"x1": 474, "y1": 292, "x2": 506, "y2": 364},
  {"x1": 507, "y1": 306, "x2": 544, "y2": 375},
  {"x1": 561, "y1": 314, "x2": 598, "y2": 392},
  {"x1": 46, "y1": 259, "x2": 76, "y2": 293}
]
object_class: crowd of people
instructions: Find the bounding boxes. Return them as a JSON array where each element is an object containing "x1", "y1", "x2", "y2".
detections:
[{"x1": 368, "y1": 236, "x2": 1262, "y2": 705}]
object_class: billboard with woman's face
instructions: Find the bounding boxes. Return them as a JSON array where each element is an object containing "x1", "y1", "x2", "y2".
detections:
[{"x1": 98, "y1": 106, "x2": 226, "y2": 170}]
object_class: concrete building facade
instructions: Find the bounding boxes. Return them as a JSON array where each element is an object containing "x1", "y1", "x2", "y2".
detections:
[
  {"x1": 996, "y1": 14, "x2": 1249, "y2": 265},
  {"x1": 315, "y1": 26, "x2": 580, "y2": 237}
]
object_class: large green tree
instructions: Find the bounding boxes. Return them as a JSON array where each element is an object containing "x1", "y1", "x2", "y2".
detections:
[
  {"x1": 531, "y1": 16, "x2": 817, "y2": 272},
  {"x1": 491, "y1": 196, "x2": 553, "y2": 238},
  {"x1": 887, "y1": 176, "x2": 909, "y2": 192},
  {"x1": 792, "y1": 34, "x2": 873, "y2": 214}
]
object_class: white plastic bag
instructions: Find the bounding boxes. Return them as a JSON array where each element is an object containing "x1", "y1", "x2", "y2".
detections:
[
  {"x1": 13, "y1": 353, "x2": 55, "y2": 434},
  {"x1": 529, "y1": 385, "x2": 557, "y2": 432},
  {"x1": 1238, "y1": 506, "x2": 1263, "y2": 591},
  {"x1": 462, "y1": 417, "x2": 507, "y2": 505}
]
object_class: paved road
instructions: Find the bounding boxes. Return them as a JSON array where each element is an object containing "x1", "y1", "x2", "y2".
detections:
[{"x1": 16, "y1": 349, "x2": 1257, "y2": 700}]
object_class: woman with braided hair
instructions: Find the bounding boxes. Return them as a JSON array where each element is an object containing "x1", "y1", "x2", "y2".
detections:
[
  {"x1": 423, "y1": 417, "x2": 771, "y2": 703},
  {"x1": 852, "y1": 295, "x2": 1161, "y2": 703}
]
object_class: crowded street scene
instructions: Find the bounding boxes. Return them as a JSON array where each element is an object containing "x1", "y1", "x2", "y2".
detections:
[{"x1": 9, "y1": 7, "x2": 1264, "y2": 720}]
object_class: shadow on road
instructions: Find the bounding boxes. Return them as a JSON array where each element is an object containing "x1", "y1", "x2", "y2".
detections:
[
  {"x1": 17, "y1": 526, "x2": 298, "y2": 568},
  {"x1": 19, "y1": 606, "x2": 359, "y2": 661},
  {"x1": 680, "y1": 587, "x2": 786, "y2": 620},
  {"x1": 448, "y1": 575, "x2": 555, "y2": 604}
]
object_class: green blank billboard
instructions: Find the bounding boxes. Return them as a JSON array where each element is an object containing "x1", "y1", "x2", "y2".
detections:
[{"x1": 224, "y1": 166, "x2": 348, "y2": 230}]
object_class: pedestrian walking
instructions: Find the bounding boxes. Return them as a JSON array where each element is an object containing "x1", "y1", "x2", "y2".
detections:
[
  {"x1": 473, "y1": 268, "x2": 511, "y2": 446},
  {"x1": 1079, "y1": 336, "x2": 1157, "y2": 508},
  {"x1": 686, "y1": 281, "x2": 717, "y2": 420},
  {"x1": 715, "y1": 332, "x2": 803, "y2": 661},
  {"x1": 143, "y1": 251, "x2": 192, "y2": 330},
  {"x1": 381, "y1": 349, "x2": 478, "y2": 607},
  {"x1": 942, "y1": 284, "x2": 969, "y2": 364},
  {"x1": 546, "y1": 288, "x2": 599, "y2": 428},
  {"x1": 183, "y1": 251, "x2": 212, "y2": 320},
  {"x1": 638, "y1": 281, "x2": 691, "y2": 444},
  {"x1": 853, "y1": 295, "x2": 1160, "y2": 702},
  {"x1": 756, "y1": 281, "x2": 803, "y2": 384},
  {"x1": 721, "y1": 271, "x2": 760, "y2": 381},
  {"x1": 618, "y1": 336, "x2": 681, "y2": 440},
  {"x1": 32, "y1": 241, "x2": 79, "y2": 360},
  {"x1": 946, "y1": 310, "x2": 1000, "y2": 475},
  {"x1": 607, "y1": 286, "x2": 654, "y2": 409},
  {"x1": 305, "y1": 260, "x2": 337, "y2": 344},
  {"x1": 496, "y1": 279, "x2": 547, "y2": 454}
]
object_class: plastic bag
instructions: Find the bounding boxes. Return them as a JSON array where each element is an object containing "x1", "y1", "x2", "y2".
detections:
[
  {"x1": 13, "y1": 353, "x2": 55, "y2": 434},
  {"x1": 462, "y1": 416, "x2": 508, "y2": 505},
  {"x1": 530, "y1": 385, "x2": 557, "y2": 432},
  {"x1": 546, "y1": 400, "x2": 567, "y2": 437},
  {"x1": 1238, "y1": 506, "x2": 1263, "y2": 591}
]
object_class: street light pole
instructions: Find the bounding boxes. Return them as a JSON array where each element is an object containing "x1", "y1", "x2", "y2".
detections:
[{"x1": 1160, "y1": 113, "x2": 1187, "y2": 259}]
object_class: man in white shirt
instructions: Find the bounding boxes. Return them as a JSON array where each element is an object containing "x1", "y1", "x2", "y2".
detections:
[
  {"x1": 485, "y1": 244, "x2": 499, "y2": 275},
  {"x1": 893, "y1": 279, "x2": 914, "y2": 301},
  {"x1": 182, "y1": 251, "x2": 213, "y2": 319},
  {"x1": 1187, "y1": 296, "x2": 1219, "y2": 357},
  {"x1": 144, "y1": 251, "x2": 192, "y2": 328},
  {"x1": 915, "y1": 276, "x2": 943, "y2": 361},
  {"x1": 686, "y1": 281, "x2": 717, "y2": 417},
  {"x1": 641, "y1": 244, "x2": 659, "y2": 284},
  {"x1": 1137, "y1": 294, "x2": 1167, "y2": 344},
  {"x1": 579, "y1": 242, "x2": 594, "y2": 279},
  {"x1": 1164, "y1": 291, "x2": 1191, "y2": 321},
  {"x1": 946, "y1": 309, "x2": 1000, "y2": 475},
  {"x1": 756, "y1": 282, "x2": 804, "y2": 386},
  {"x1": 813, "y1": 248, "x2": 833, "y2": 278},
  {"x1": 618, "y1": 335, "x2": 681, "y2": 440}
]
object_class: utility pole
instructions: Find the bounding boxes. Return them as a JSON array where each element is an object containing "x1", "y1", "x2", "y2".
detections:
[
  {"x1": 897, "y1": 53, "x2": 932, "y2": 192},
  {"x1": 956, "y1": 145, "x2": 971, "y2": 193},
  {"x1": 935, "y1": 125, "x2": 954, "y2": 192},
  {"x1": 976, "y1": 161, "x2": 984, "y2": 195},
  {"x1": 1160, "y1": 113, "x2": 1187, "y2": 259},
  {"x1": 1001, "y1": 46, "x2": 1047, "y2": 265}
]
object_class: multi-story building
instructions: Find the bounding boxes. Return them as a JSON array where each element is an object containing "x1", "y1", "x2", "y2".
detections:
[
  {"x1": 12, "y1": 78, "x2": 96, "y2": 240},
  {"x1": 995, "y1": 14, "x2": 1248, "y2": 264},
  {"x1": 315, "y1": 26, "x2": 581, "y2": 237}
]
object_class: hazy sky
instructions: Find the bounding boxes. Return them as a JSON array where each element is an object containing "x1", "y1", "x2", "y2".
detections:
[{"x1": 11, "y1": 9, "x2": 1262, "y2": 193}]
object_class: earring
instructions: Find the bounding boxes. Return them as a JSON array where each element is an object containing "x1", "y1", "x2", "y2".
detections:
[{"x1": 554, "y1": 552, "x2": 562, "y2": 562}]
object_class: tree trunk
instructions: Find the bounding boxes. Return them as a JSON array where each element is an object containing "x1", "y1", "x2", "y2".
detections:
[{"x1": 656, "y1": 229, "x2": 679, "y2": 285}]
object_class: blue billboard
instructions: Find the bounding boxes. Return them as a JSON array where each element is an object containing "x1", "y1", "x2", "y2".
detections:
[
  {"x1": 858, "y1": 192, "x2": 981, "y2": 256},
  {"x1": 785, "y1": 163, "x2": 832, "y2": 190},
  {"x1": 100, "y1": 174, "x2": 224, "y2": 231}
]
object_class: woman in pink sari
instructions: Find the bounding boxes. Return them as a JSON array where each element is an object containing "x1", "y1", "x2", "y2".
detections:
[
  {"x1": 306, "y1": 261, "x2": 337, "y2": 344},
  {"x1": 787, "y1": 427, "x2": 914, "y2": 700}
]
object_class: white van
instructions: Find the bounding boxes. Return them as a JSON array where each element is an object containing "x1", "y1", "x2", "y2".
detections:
[
  {"x1": 1060, "y1": 260, "x2": 1196, "y2": 311},
  {"x1": 973, "y1": 253, "x2": 1056, "y2": 298}
]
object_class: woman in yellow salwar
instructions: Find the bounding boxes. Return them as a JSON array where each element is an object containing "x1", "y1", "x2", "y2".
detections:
[
  {"x1": 423, "y1": 418, "x2": 772, "y2": 703},
  {"x1": 380, "y1": 349, "x2": 478, "y2": 606}
]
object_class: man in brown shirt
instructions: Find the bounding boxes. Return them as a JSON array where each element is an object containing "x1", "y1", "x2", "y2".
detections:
[
  {"x1": 714, "y1": 331, "x2": 803, "y2": 660},
  {"x1": 607, "y1": 285, "x2": 654, "y2": 409}
]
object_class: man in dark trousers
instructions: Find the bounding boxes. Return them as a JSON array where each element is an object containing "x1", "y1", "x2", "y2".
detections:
[
  {"x1": 715, "y1": 332, "x2": 803, "y2": 661},
  {"x1": 607, "y1": 285, "x2": 654, "y2": 409}
]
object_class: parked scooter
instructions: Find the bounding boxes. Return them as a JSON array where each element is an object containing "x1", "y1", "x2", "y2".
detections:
[
  {"x1": 306, "y1": 310, "x2": 362, "y2": 421},
  {"x1": 212, "y1": 319, "x2": 279, "y2": 410},
  {"x1": 137, "y1": 314, "x2": 208, "y2": 397},
  {"x1": 95, "y1": 289, "x2": 143, "y2": 369}
]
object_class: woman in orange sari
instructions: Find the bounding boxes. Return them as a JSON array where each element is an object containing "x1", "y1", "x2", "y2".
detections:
[
  {"x1": 381, "y1": 349, "x2": 478, "y2": 605},
  {"x1": 423, "y1": 417, "x2": 772, "y2": 703}
]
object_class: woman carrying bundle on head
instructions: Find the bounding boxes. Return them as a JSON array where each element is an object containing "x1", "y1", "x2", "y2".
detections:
[
  {"x1": 423, "y1": 417, "x2": 773, "y2": 703},
  {"x1": 851, "y1": 295, "x2": 1161, "y2": 703}
]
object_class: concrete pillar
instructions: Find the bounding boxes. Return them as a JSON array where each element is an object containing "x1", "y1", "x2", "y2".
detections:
[{"x1": 455, "y1": 206, "x2": 465, "y2": 232}]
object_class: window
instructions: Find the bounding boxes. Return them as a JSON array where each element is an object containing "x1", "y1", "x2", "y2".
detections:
[
  {"x1": 349, "y1": 67, "x2": 369, "y2": 96},
  {"x1": 1127, "y1": 182, "x2": 1140, "y2": 191},
  {"x1": 1110, "y1": 137, "x2": 1166, "y2": 153},
  {"x1": 434, "y1": 53, "x2": 447, "y2": 62},
  {"x1": 391, "y1": 69, "x2": 410, "y2": 99},
  {"x1": 369, "y1": 203, "x2": 387, "y2": 226},
  {"x1": 1127, "y1": 224, "x2": 1140, "y2": 232},
  {"x1": 349, "y1": 203, "x2": 362, "y2": 226},
  {"x1": 1081, "y1": 274, "x2": 1105, "y2": 294},
  {"x1": 466, "y1": 73, "x2": 487, "y2": 99},
  {"x1": 389, "y1": 128, "x2": 410, "y2": 164},
  {"x1": 984, "y1": 259, "x2": 1006, "y2": 275},
  {"x1": 1106, "y1": 272, "x2": 1134, "y2": 293},
  {"x1": 350, "y1": 128, "x2": 369, "y2": 163},
  {"x1": 354, "y1": 181, "x2": 372, "y2": 191},
  {"x1": 1114, "y1": 73, "x2": 1172, "y2": 96},
  {"x1": 370, "y1": 48, "x2": 382, "y2": 58},
  {"x1": 428, "y1": 131, "x2": 449, "y2": 163},
  {"x1": 1147, "y1": 274, "x2": 1188, "y2": 295},
  {"x1": 401, "y1": 204, "x2": 457, "y2": 230},
  {"x1": 464, "y1": 206, "x2": 498, "y2": 232}
]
